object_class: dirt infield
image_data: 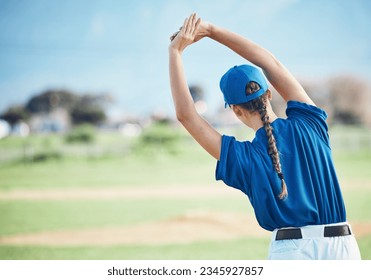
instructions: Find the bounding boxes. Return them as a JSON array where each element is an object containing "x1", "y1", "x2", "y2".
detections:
[
  {"x1": 0, "y1": 186, "x2": 263, "y2": 246},
  {"x1": 0, "y1": 210, "x2": 268, "y2": 246},
  {"x1": 1, "y1": 185, "x2": 370, "y2": 247},
  {"x1": 0, "y1": 185, "x2": 236, "y2": 201},
  {"x1": 0, "y1": 209, "x2": 369, "y2": 247}
]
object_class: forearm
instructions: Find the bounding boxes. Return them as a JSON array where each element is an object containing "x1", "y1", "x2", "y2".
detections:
[
  {"x1": 168, "y1": 48, "x2": 221, "y2": 160},
  {"x1": 168, "y1": 49, "x2": 197, "y2": 121},
  {"x1": 207, "y1": 24, "x2": 277, "y2": 70}
]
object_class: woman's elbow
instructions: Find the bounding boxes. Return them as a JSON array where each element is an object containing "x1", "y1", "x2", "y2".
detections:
[
  {"x1": 176, "y1": 111, "x2": 188, "y2": 124},
  {"x1": 176, "y1": 109, "x2": 198, "y2": 126}
]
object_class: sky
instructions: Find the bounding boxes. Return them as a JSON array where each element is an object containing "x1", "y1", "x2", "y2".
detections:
[{"x1": 0, "y1": 0, "x2": 370, "y2": 118}]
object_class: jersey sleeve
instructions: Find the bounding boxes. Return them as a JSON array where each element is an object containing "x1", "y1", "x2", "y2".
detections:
[
  {"x1": 286, "y1": 101, "x2": 330, "y2": 146},
  {"x1": 215, "y1": 135, "x2": 252, "y2": 196}
]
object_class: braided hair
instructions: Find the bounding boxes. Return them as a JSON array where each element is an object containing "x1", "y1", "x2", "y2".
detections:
[{"x1": 238, "y1": 82, "x2": 288, "y2": 200}]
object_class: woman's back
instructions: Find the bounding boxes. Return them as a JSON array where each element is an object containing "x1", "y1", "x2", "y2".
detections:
[{"x1": 216, "y1": 101, "x2": 346, "y2": 231}]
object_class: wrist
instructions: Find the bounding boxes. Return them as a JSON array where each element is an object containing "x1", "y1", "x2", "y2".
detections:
[
  {"x1": 168, "y1": 46, "x2": 183, "y2": 56},
  {"x1": 206, "y1": 23, "x2": 216, "y2": 39}
]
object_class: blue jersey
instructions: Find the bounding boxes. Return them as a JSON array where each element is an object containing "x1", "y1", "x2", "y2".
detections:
[{"x1": 216, "y1": 101, "x2": 346, "y2": 231}]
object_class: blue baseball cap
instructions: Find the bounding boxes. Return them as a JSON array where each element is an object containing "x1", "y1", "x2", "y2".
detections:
[{"x1": 219, "y1": 64, "x2": 268, "y2": 107}]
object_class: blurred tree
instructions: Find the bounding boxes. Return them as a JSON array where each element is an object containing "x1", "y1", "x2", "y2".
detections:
[
  {"x1": 327, "y1": 75, "x2": 371, "y2": 125},
  {"x1": 69, "y1": 93, "x2": 109, "y2": 125},
  {"x1": 65, "y1": 124, "x2": 96, "y2": 143},
  {"x1": 0, "y1": 105, "x2": 29, "y2": 125},
  {"x1": 135, "y1": 121, "x2": 183, "y2": 155},
  {"x1": 22, "y1": 89, "x2": 112, "y2": 127},
  {"x1": 70, "y1": 106, "x2": 106, "y2": 125},
  {"x1": 25, "y1": 90, "x2": 79, "y2": 113},
  {"x1": 189, "y1": 85, "x2": 204, "y2": 102},
  {"x1": 78, "y1": 93, "x2": 113, "y2": 108},
  {"x1": 189, "y1": 84, "x2": 208, "y2": 115}
]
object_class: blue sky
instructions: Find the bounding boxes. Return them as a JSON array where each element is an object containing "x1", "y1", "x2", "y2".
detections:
[{"x1": 0, "y1": 0, "x2": 370, "y2": 117}]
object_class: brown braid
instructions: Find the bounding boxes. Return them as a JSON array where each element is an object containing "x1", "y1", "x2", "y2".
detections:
[{"x1": 238, "y1": 82, "x2": 288, "y2": 199}]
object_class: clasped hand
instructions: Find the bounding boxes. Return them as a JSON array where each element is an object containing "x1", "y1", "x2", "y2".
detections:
[{"x1": 169, "y1": 13, "x2": 209, "y2": 53}]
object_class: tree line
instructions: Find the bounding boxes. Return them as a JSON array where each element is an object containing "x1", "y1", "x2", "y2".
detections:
[
  {"x1": 1, "y1": 74, "x2": 370, "y2": 129},
  {"x1": 1, "y1": 90, "x2": 111, "y2": 126}
]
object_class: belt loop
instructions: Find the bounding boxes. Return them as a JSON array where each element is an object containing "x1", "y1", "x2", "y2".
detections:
[
  {"x1": 272, "y1": 229, "x2": 278, "y2": 241},
  {"x1": 301, "y1": 225, "x2": 324, "y2": 239}
]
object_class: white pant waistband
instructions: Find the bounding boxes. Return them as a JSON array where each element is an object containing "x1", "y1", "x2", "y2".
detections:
[{"x1": 271, "y1": 222, "x2": 351, "y2": 241}]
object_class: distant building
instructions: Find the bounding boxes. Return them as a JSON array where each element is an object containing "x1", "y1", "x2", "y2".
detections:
[
  {"x1": 29, "y1": 108, "x2": 71, "y2": 133},
  {"x1": 0, "y1": 119, "x2": 11, "y2": 139},
  {"x1": 11, "y1": 121, "x2": 30, "y2": 137}
]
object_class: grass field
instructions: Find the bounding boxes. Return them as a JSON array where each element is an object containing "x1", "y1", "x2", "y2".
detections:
[{"x1": 0, "y1": 124, "x2": 370, "y2": 260}]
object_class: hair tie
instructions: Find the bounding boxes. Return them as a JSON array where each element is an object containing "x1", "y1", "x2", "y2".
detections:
[{"x1": 278, "y1": 172, "x2": 284, "y2": 180}]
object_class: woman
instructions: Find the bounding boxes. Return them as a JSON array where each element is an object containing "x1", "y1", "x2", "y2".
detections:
[{"x1": 168, "y1": 13, "x2": 361, "y2": 260}]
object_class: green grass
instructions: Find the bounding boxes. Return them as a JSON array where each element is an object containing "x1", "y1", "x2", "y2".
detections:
[
  {"x1": 0, "y1": 156, "x2": 215, "y2": 191},
  {"x1": 0, "y1": 136, "x2": 215, "y2": 190},
  {"x1": 343, "y1": 189, "x2": 371, "y2": 222},
  {"x1": 358, "y1": 236, "x2": 371, "y2": 260},
  {"x1": 334, "y1": 151, "x2": 371, "y2": 182},
  {"x1": 0, "y1": 197, "x2": 251, "y2": 237},
  {"x1": 1, "y1": 236, "x2": 370, "y2": 260},
  {"x1": 0, "y1": 238, "x2": 270, "y2": 260},
  {"x1": 0, "y1": 125, "x2": 370, "y2": 259}
]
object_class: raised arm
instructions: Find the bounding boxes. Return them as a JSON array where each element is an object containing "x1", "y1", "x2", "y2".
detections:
[
  {"x1": 169, "y1": 14, "x2": 221, "y2": 160},
  {"x1": 204, "y1": 23, "x2": 315, "y2": 106}
]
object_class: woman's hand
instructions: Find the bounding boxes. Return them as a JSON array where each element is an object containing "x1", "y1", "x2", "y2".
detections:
[
  {"x1": 194, "y1": 18, "x2": 211, "y2": 42},
  {"x1": 170, "y1": 16, "x2": 210, "y2": 43},
  {"x1": 169, "y1": 13, "x2": 201, "y2": 54}
]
